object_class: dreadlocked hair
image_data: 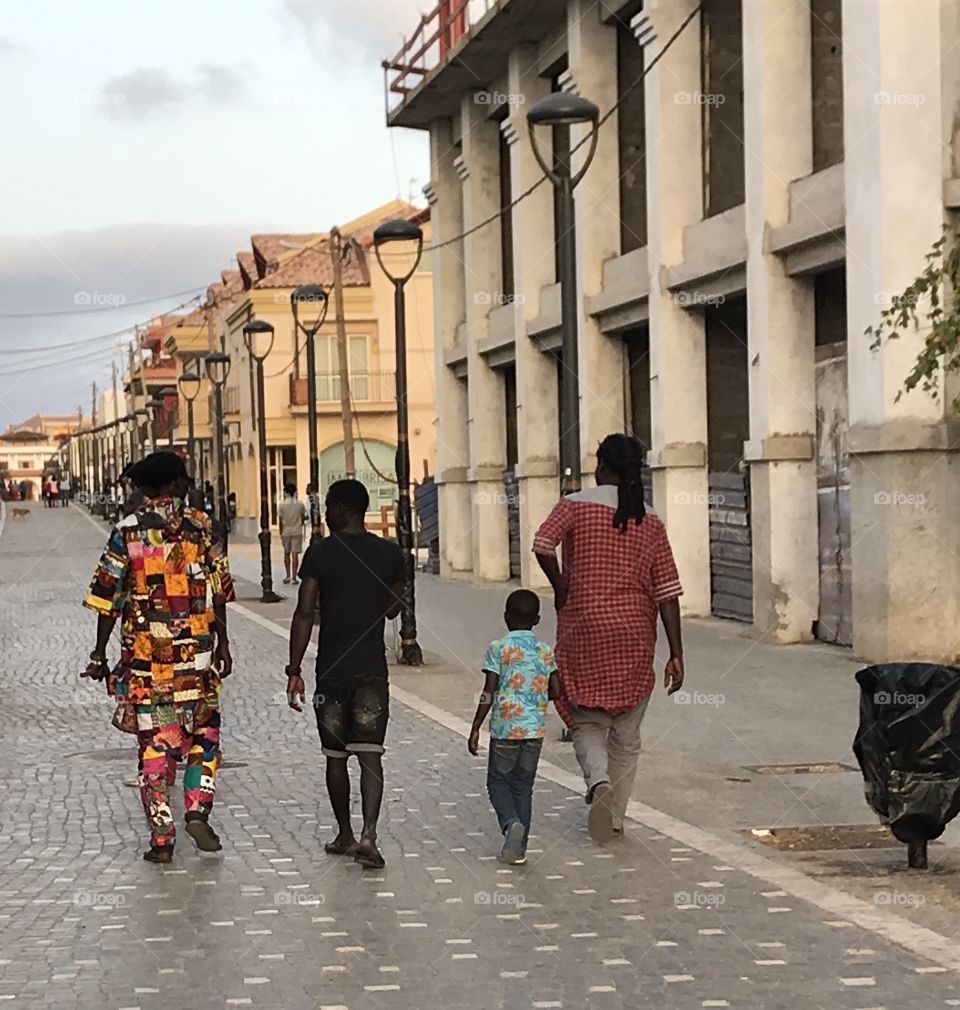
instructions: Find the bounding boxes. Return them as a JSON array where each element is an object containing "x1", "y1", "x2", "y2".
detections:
[{"x1": 597, "y1": 433, "x2": 647, "y2": 532}]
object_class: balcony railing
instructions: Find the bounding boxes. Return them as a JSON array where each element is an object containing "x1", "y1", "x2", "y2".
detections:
[
  {"x1": 290, "y1": 371, "x2": 397, "y2": 407},
  {"x1": 382, "y1": 0, "x2": 484, "y2": 105}
]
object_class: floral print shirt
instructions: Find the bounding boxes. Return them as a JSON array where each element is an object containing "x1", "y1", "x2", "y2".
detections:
[{"x1": 483, "y1": 630, "x2": 557, "y2": 740}]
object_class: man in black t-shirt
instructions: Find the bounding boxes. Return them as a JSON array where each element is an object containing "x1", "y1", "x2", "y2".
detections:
[{"x1": 286, "y1": 479, "x2": 404, "y2": 869}]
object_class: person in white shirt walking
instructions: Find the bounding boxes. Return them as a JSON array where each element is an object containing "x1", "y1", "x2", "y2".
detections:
[{"x1": 279, "y1": 483, "x2": 308, "y2": 585}]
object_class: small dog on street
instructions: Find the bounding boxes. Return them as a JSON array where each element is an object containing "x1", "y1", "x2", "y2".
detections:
[{"x1": 11, "y1": 507, "x2": 30, "y2": 518}]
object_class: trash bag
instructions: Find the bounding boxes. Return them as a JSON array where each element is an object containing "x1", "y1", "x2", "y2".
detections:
[{"x1": 853, "y1": 663, "x2": 960, "y2": 843}]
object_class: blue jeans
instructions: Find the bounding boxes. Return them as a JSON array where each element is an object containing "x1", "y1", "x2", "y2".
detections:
[{"x1": 486, "y1": 738, "x2": 543, "y2": 848}]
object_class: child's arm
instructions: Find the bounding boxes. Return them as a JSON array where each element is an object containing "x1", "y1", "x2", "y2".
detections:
[{"x1": 468, "y1": 670, "x2": 500, "y2": 755}]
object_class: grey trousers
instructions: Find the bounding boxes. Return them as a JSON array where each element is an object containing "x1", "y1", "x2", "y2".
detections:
[{"x1": 569, "y1": 698, "x2": 651, "y2": 829}]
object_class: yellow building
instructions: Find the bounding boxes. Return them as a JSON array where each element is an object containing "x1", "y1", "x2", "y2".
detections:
[{"x1": 167, "y1": 199, "x2": 436, "y2": 535}]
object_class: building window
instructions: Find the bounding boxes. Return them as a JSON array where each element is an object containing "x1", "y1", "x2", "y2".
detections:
[
  {"x1": 811, "y1": 0, "x2": 843, "y2": 171},
  {"x1": 316, "y1": 335, "x2": 389, "y2": 402},
  {"x1": 499, "y1": 123, "x2": 515, "y2": 302},
  {"x1": 617, "y1": 23, "x2": 647, "y2": 253},
  {"x1": 701, "y1": 0, "x2": 745, "y2": 217}
]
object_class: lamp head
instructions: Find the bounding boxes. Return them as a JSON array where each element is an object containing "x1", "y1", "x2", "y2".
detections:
[
  {"x1": 178, "y1": 370, "x2": 201, "y2": 402},
  {"x1": 242, "y1": 318, "x2": 276, "y2": 360},
  {"x1": 204, "y1": 351, "x2": 231, "y2": 387},
  {"x1": 290, "y1": 284, "x2": 329, "y2": 334},
  {"x1": 372, "y1": 218, "x2": 424, "y2": 283},
  {"x1": 526, "y1": 91, "x2": 599, "y2": 127}
]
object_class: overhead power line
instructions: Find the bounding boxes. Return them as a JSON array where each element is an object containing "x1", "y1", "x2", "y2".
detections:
[{"x1": 0, "y1": 286, "x2": 206, "y2": 319}]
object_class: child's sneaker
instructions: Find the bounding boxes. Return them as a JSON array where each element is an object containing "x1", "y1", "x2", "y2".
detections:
[{"x1": 500, "y1": 821, "x2": 526, "y2": 863}]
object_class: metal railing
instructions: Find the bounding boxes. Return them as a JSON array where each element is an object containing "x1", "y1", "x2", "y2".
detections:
[
  {"x1": 290, "y1": 371, "x2": 397, "y2": 406},
  {"x1": 382, "y1": 0, "x2": 484, "y2": 106}
]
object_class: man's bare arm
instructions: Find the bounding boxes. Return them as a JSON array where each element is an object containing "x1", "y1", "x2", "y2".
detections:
[
  {"x1": 287, "y1": 576, "x2": 319, "y2": 711},
  {"x1": 83, "y1": 614, "x2": 118, "y2": 680}
]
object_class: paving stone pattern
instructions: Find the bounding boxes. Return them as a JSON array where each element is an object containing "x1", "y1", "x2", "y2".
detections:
[{"x1": 1, "y1": 504, "x2": 958, "y2": 1009}]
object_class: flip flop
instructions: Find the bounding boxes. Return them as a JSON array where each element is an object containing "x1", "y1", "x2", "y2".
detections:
[
  {"x1": 353, "y1": 839, "x2": 386, "y2": 869},
  {"x1": 588, "y1": 782, "x2": 615, "y2": 844},
  {"x1": 324, "y1": 839, "x2": 358, "y2": 856}
]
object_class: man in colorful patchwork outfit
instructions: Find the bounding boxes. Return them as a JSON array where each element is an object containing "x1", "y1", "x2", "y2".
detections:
[{"x1": 82, "y1": 452, "x2": 235, "y2": 863}]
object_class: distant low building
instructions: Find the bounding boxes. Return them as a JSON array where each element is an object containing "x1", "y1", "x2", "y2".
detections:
[{"x1": 0, "y1": 414, "x2": 79, "y2": 498}]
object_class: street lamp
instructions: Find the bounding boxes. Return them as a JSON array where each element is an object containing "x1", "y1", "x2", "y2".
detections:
[
  {"x1": 158, "y1": 386, "x2": 178, "y2": 447},
  {"x1": 290, "y1": 284, "x2": 329, "y2": 541},
  {"x1": 204, "y1": 351, "x2": 231, "y2": 543},
  {"x1": 144, "y1": 397, "x2": 163, "y2": 453},
  {"x1": 243, "y1": 319, "x2": 282, "y2": 603},
  {"x1": 527, "y1": 91, "x2": 600, "y2": 494},
  {"x1": 134, "y1": 408, "x2": 149, "y2": 458},
  {"x1": 372, "y1": 218, "x2": 425, "y2": 666},
  {"x1": 178, "y1": 369, "x2": 202, "y2": 485}
]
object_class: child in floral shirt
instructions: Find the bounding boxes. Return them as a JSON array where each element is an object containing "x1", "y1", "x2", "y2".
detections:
[{"x1": 468, "y1": 589, "x2": 560, "y2": 864}]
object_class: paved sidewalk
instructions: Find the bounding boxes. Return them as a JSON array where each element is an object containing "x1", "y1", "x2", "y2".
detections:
[{"x1": 2, "y1": 501, "x2": 960, "y2": 1008}]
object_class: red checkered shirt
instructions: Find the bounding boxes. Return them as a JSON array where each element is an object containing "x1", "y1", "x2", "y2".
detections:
[{"x1": 533, "y1": 485, "x2": 683, "y2": 722}]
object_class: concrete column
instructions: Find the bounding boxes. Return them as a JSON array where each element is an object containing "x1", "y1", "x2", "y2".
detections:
[
  {"x1": 645, "y1": 0, "x2": 711, "y2": 616},
  {"x1": 460, "y1": 94, "x2": 510, "y2": 581},
  {"x1": 508, "y1": 48, "x2": 560, "y2": 588},
  {"x1": 567, "y1": 1, "x2": 626, "y2": 469},
  {"x1": 427, "y1": 119, "x2": 473, "y2": 576},
  {"x1": 843, "y1": 0, "x2": 960, "y2": 661},
  {"x1": 742, "y1": 0, "x2": 818, "y2": 642}
]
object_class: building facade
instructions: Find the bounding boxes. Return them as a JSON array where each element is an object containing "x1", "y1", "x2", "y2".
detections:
[
  {"x1": 384, "y1": 0, "x2": 960, "y2": 662},
  {"x1": 166, "y1": 200, "x2": 437, "y2": 539},
  {"x1": 1, "y1": 414, "x2": 80, "y2": 498}
]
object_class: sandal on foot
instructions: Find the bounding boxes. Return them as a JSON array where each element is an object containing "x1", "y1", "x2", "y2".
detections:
[
  {"x1": 353, "y1": 839, "x2": 386, "y2": 869},
  {"x1": 588, "y1": 782, "x2": 615, "y2": 843},
  {"x1": 324, "y1": 838, "x2": 358, "y2": 855},
  {"x1": 500, "y1": 821, "x2": 526, "y2": 864}
]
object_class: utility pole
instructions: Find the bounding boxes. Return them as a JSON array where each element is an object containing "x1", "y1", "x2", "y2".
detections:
[{"x1": 330, "y1": 226, "x2": 356, "y2": 478}]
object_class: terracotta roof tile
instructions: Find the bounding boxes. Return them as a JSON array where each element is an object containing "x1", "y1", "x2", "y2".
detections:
[{"x1": 253, "y1": 238, "x2": 370, "y2": 290}]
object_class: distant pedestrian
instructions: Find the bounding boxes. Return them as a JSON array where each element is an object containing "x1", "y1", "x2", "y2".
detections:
[
  {"x1": 48, "y1": 475, "x2": 60, "y2": 507},
  {"x1": 286, "y1": 479, "x2": 404, "y2": 869},
  {"x1": 279, "y1": 483, "x2": 307, "y2": 585},
  {"x1": 18, "y1": 480, "x2": 28, "y2": 501},
  {"x1": 468, "y1": 589, "x2": 559, "y2": 864},
  {"x1": 534, "y1": 433, "x2": 685, "y2": 843},
  {"x1": 81, "y1": 451, "x2": 235, "y2": 864},
  {"x1": 59, "y1": 473, "x2": 71, "y2": 505}
]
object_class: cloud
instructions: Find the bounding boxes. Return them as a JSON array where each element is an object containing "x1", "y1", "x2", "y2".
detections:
[
  {"x1": 282, "y1": 0, "x2": 414, "y2": 59},
  {"x1": 0, "y1": 36, "x2": 27, "y2": 56},
  {"x1": 96, "y1": 63, "x2": 251, "y2": 123}
]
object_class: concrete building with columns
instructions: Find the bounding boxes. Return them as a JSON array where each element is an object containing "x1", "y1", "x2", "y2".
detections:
[{"x1": 383, "y1": 0, "x2": 960, "y2": 663}]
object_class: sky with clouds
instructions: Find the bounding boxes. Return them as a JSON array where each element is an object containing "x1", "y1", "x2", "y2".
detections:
[{"x1": 0, "y1": 0, "x2": 428, "y2": 425}]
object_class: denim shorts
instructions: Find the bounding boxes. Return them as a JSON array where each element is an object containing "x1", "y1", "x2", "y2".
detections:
[{"x1": 314, "y1": 677, "x2": 389, "y2": 757}]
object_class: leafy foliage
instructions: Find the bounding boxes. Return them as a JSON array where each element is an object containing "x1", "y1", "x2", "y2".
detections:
[{"x1": 867, "y1": 227, "x2": 960, "y2": 412}]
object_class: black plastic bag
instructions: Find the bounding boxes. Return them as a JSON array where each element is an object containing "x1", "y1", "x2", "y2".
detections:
[{"x1": 853, "y1": 663, "x2": 960, "y2": 843}]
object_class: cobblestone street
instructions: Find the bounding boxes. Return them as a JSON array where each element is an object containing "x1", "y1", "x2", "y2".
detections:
[{"x1": 3, "y1": 501, "x2": 960, "y2": 1009}]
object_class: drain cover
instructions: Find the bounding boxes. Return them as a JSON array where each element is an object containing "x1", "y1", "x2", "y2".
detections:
[
  {"x1": 741, "y1": 824, "x2": 902, "y2": 851},
  {"x1": 743, "y1": 762, "x2": 857, "y2": 775}
]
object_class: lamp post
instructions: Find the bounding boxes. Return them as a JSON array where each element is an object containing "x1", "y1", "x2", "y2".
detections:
[
  {"x1": 134, "y1": 408, "x2": 149, "y2": 458},
  {"x1": 290, "y1": 284, "x2": 329, "y2": 541},
  {"x1": 158, "y1": 386, "x2": 178, "y2": 447},
  {"x1": 144, "y1": 397, "x2": 163, "y2": 453},
  {"x1": 372, "y1": 219, "x2": 424, "y2": 666},
  {"x1": 243, "y1": 319, "x2": 282, "y2": 603},
  {"x1": 91, "y1": 425, "x2": 103, "y2": 512},
  {"x1": 204, "y1": 351, "x2": 231, "y2": 543},
  {"x1": 178, "y1": 369, "x2": 201, "y2": 484},
  {"x1": 527, "y1": 91, "x2": 599, "y2": 494}
]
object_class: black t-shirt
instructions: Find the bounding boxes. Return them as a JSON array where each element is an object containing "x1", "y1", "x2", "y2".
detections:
[{"x1": 299, "y1": 531, "x2": 405, "y2": 682}]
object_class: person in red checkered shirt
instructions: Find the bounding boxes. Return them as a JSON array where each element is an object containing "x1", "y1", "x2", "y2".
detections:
[{"x1": 533, "y1": 433, "x2": 685, "y2": 843}]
